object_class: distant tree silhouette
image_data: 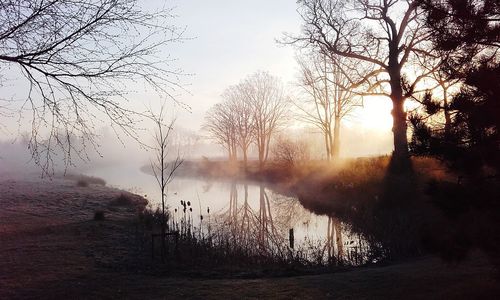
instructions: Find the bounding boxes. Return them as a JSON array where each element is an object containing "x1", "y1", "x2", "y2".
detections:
[
  {"x1": 204, "y1": 72, "x2": 287, "y2": 169},
  {"x1": 295, "y1": 52, "x2": 361, "y2": 161},
  {"x1": 223, "y1": 84, "x2": 255, "y2": 169},
  {"x1": 243, "y1": 71, "x2": 288, "y2": 170},
  {"x1": 203, "y1": 102, "x2": 238, "y2": 162},
  {"x1": 0, "y1": 0, "x2": 185, "y2": 174}
]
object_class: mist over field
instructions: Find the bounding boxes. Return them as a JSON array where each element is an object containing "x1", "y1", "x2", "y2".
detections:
[{"x1": 0, "y1": 0, "x2": 498, "y2": 299}]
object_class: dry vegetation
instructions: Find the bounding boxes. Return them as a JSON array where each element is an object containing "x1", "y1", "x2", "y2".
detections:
[
  {"x1": 64, "y1": 173, "x2": 107, "y2": 187},
  {"x1": 1, "y1": 174, "x2": 498, "y2": 299},
  {"x1": 180, "y1": 156, "x2": 451, "y2": 188},
  {"x1": 177, "y1": 156, "x2": 500, "y2": 264}
]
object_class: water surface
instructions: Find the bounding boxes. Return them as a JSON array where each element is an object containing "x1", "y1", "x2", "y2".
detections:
[{"x1": 88, "y1": 164, "x2": 372, "y2": 264}]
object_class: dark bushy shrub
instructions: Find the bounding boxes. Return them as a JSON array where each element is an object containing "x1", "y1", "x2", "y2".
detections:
[
  {"x1": 76, "y1": 180, "x2": 89, "y2": 187},
  {"x1": 109, "y1": 193, "x2": 136, "y2": 206},
  {"x1": 94, "y1": 210, "x2": 105, "y2": 221}
]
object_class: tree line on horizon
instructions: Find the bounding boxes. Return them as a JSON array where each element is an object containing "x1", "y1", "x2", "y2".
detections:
[{"x1": 202, "y1": 71, "x2": 288, "y2": 170}]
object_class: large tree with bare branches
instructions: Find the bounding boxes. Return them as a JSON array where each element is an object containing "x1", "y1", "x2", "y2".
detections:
[
  {"x1": 242, "y1": 71, "x2": 288, "y2": 169},
  {"x1": 203, "y1": 102, "x2": 238, "y2": 162},
  {"x1": 287, "y1": 0, "x2": 434, "y2": 171},
  {"x1": 204, "y1": 72, "x2": 287, "y2": 169},
  {"x1": 223, "y1": 84, "x2": 254, "y2": 169},
  {"x1": 0, "y1": 0, "x2": 184, "y2": 174},
  {"x1": 295, "y1": 52, "x2": 361, "y2": 161}
]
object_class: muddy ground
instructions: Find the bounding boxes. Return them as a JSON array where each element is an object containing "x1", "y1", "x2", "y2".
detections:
[{"x1": 0, "y1": 177, "x2": 498, "y2": 299}]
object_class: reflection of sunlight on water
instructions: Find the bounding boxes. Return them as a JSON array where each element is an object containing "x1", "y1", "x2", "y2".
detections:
[{"x1": 89, "y1": 164, "x2": 374, "y2": 264}]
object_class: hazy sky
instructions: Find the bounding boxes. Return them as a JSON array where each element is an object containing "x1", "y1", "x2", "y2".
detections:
[
  {"x1": 167, "y1": 0, "x2": 303, "y2": 129},
  {"x1": 0, "y1": 0, "x2": 395, "y2": 164},
  {"x1": 167, "y1": 0, "x2": 394, "y2": 155}
]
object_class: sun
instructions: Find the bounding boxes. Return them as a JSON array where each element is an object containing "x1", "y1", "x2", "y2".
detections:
[
  {"x1": 354, "y1": 96, "x2": 394, "y2": 131},
  {"x1": 349, "y1": 96, "x2": 421, "y2": 131}
]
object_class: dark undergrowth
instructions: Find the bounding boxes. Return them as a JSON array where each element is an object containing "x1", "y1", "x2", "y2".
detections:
[
  {"x1": 133, "y1": 156, "x2": 500, "y2": 276},
  {"x1": 169, "y1": 156, "x2": 500, "y2": 270},
  {"x1": 134, "y1": 203, "x2": 374, "y2": 277}
]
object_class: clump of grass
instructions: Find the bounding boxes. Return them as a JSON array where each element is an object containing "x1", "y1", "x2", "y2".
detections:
[
  {"x1": 76, "y1": 179, "x2": 89, "y2": 187},
  {"x1": 67, "y1": 173, "x2": 106, "y2": 186},
  {"x1": 109, "y1": 193, "x2": 136, "y2": 207},
  {"x1": 138, "y1": 205, "x2": 167, "y2": 230},
  {"x1": 94, "y1": 210, "x2": 105, "y2": 221}
]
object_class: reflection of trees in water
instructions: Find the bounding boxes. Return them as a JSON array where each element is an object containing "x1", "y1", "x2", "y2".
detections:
[
  {"x1": 240, "y1": 184, "x2": 251, "y2": 240},
  {"x1": 201, "y1": 181, "x2": 213, "y2": 193},
  {"x1": 215, "y1": 183, "x2": 283, "y2": 254},
  {"x1": 326, "y1": 217, "x2": 344, "y2": 262},
  {"x1": 228, "y1": 182, "x2": 238, "y2": 227},
  {"x1": 258, "y1": 184, "x2": 280, "y2": 248},
  {"x1": 271, "y1": 192, "x2": 311, "y2": 232},
  {"x1": 271, "y1": 191, "x2": 349, "y2": 263},
  {"x1": 224, "y1": 182, "x2": 252, "y2": 242},
  {"x1": 213, "y1": 182, "x2": 370, "y2": 264}
]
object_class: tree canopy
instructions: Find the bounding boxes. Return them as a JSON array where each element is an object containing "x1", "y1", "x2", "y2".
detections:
[
  {"x1": 0, "y1": 0, "x2": 184, "y2": 173},
  {"x1": 410, "y1": 0, "x2": 500, "y2": 176}
]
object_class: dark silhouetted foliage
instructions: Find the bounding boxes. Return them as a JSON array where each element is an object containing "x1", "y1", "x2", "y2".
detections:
[
  {"x1": 412, "y1": 0, "x2": 499, "y2": 176},
  {"x1": 94, "y1": 210, "x2": 105, "y2": 221}
]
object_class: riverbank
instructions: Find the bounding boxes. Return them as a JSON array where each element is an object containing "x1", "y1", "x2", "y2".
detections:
[
  {"x1": 174, "y1": 156, "x2": 452, "y2": 194},
  {"x1": 177, "y1": 157, "x2": 500, "y2": 265},
  {"x1": 0, "y1": 176, "x2": 149, "y2": 299},
  {"x1": 1, "y1": 175, "x2": 499, "y2": 299}
]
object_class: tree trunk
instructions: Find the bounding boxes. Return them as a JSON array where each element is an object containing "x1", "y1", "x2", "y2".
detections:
[
  {"x1": 324, "y1": 131, "x2": 331, "y2": 161},
  {"x1": 161, "y1": 147, "x2": 166, "y2": 263},
  {"x1": 391, "y1": 98, "x2": 408, "y2": 157},
  {"x1": 161, "y1": 208, "x2": 166, "y2": 260},
  {"x1": 388, "y1": 57, "x2": 410, "y2": 172},
  {"x1": 242, "y1": 147, "x2": 248, "y2": 171},
  {"x1": 233, "y1": 141, "x2": 238, "y2": 162},
  {"x1": 333, "y1": 218, "x2": 343, "y2": 263},
  {"x1": 327, "y1": 121, "x2": 334, "y2": 161},
  {"x1": 332, "y1": 116, "x2": 340, "y2": 160},
  {"x1": 227, "y1": 147, "x2": 232, "y2": 161},
  {"x1": 264, "y1": 134, "x2": 272, "y2": 163},
  {"x1": 442, "y1": 84, "x2": 452, "y2": 138},
  {"x1": 228, "y1": 140, "x2": 238, "y2": 166},
  {"x1": 258, "y1": 134, "x2": 266, "y2": 171}
]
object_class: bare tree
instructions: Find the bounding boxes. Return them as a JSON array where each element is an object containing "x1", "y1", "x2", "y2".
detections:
[
  {"x1": 0, "y1": 0, "x2": 185, "y2": 174},
  {"x1": 287, "y1": 0, "x2": 436, "y2": 171},
  {"x1": 428, "y1": 70, "x2": 459, "y2": 136},
  {"x1": 295, "y1": 52, "x2": 361, "y2": 161},
  {"x1": 223, "y1": 84, "x2": 254, "y2": 169},
  {"x1": 242, "y1": 71, "x2": 288, "y2": 170},
  {"x1": 411, "y1": 55, "x2": 461, "y2": 137},
  {"x1": 203, "y1": 102, "x2": 238, "y2": 162},
  {"x1": 205, "y1": 72, "x2": 287, "y2": 170},
  {"x1": 169, "y1": 127, "x2": 201, "y2": 159},
  {"x1": 149, "y1": 104, "x2": 183, "y2": 263},
  {"x1": 272, "y1": 135, "x2": 310, "y2": 167}
]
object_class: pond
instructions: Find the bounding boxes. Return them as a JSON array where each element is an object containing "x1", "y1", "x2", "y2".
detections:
[{"x1": 87, "y1": 164, "x2": 375, "y2": 265}]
